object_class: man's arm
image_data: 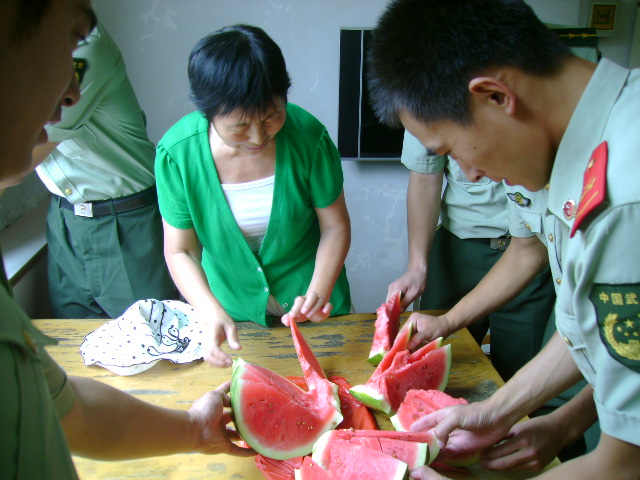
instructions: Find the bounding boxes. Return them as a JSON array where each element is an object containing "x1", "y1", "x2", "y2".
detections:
[
  {"x1": 407, "y1": 235, "x2": 549, "y2": 348},
  {"x1": 61, "y1": 377, "x2": 253, "y2": 459},
  {"x1": 387, "y1": 170, "x2": 443, "y2": 311},
  {"x1": 481, "y1": 385, "x2": 597, "y2": 471}
]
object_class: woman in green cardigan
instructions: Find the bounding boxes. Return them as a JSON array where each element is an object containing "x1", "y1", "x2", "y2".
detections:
[{"x1": 155, "y1": 25, "x2": 352, "y2": 367}]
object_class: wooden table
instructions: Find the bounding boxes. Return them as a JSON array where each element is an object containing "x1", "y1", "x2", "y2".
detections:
[{"x1": 34, "y1": 312, "x2": 551, "y2": 480}]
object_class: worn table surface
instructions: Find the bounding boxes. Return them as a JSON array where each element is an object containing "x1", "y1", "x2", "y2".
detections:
[{"x1": 34, "y1": 312, "x2": 553, "y2": 480}]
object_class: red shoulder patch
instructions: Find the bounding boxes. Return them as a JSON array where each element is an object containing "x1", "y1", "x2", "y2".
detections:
[{"x1": 570, "y1": 141, "x2": 608, "y2": 237}]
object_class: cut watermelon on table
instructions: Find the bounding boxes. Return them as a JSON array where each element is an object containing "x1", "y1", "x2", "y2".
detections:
[
  {"x1": 230, "y1": 322, "x2": 343, "y2": 460},
  {"x1": 390, "y1": 389, "x2": 468, "y2": 432},
  {"x1": 368, "y1": 291, "x2": 402, "y2": 365},
  {"x1": 287, "y1": 375, "x2": 378, "y2": 431},
  {"x1": 312, "y1": 429, "x2": 429, "y2": 469},
  {"x1": 294, "y1": 457, "x2": 330, "y2": 480},
  {"x1": 350, "y1": 319, "x2": 452, "y2": 415},
  {"x1": 391, "y1": 389, "x2": 481, "y2": 467},
  {"x1": 312, "y1": 438, "x2": 408, "y2": 480}
]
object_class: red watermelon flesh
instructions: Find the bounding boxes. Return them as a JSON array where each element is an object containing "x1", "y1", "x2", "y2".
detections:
[
  {"x1": 255, "y1": 455, "x2": 303, "y2": 480},
  {"x1": 316, "y1": 430, "x2": 427, "y2": 469},
  {"x1": 368, "y1": 319, "x2": 414, "y2": 384},
  {"x1": 382, "y1": 345, "x2": 452, "y2": 412},
  {"x1": 409, "y1": 337, "x2": 443, "y2": 362},
  {"x1": 390, "y1": 390, "x2": 468, "y2": 432},
  {"x1": 287, "y1": 375, "x2": 378, "y2": 431},
  {"x1": 330, "y1": 428, "x2": 440, "y2": 462},
  {"x1": 350, "y1": 336, "x2": 452, "y2": 415},
  {"x1": 290, "y1": 320, "x2": 327, "y2": 384},
  {"x1": 232, "y1": 323, "x2": 343, "y2": 460},
  {"x1": 231, "y1": 359, "x2": 342, "y2": 459},
  {"x1": 368, "y1": 291, "x2": 402, "y2": 365},
  {"x1": 312, "y1": 437, "x2": 408, "y2": 480},
  {"x1": 390, "y1": 390, "x2": 481, "y2": 467},
  {"x1": 295, "y1": 457, "x2": 331, "y2": 480}
]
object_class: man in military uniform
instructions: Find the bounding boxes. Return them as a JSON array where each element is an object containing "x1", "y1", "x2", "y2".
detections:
[
  {"x1": 388, "y1": 131, "x2": 555, "y2": 382},
  {"x1": 368, "y1": 1, "x2": 640, "y2": 478},
  {"x1": 0, "y1": 1, "x2": 252, "y2": 477},
  {"x1": 31, "y1": 22, "x2": 178, "y2": 319}
]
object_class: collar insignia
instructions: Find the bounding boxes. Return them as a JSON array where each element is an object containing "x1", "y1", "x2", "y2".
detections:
[
  {"x1": 73, "y1": 57, "x2": 89, "y2": 87},
  {"x1": 570, "y1": 141, "x2": 608, "y2": 237},
  {"x1": 507, "y1": 192, "x2": 531, "y2": 207}
]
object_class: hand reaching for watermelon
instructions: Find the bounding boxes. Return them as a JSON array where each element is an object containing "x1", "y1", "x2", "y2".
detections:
[
  {"x1": 202, "y1": 311, "x2": 242, "y2": 368},
  {"x1": 405, "y1": 312, "x2": 454, "y2": 350},
  {"x1": 186, "y1": 381, "x2": 256, "y2": 457},
  {"x1": 387, "y1": 268, "x2": 426, "y2": 312},
  {"x1": 410, "y1": 402, "x2": 513, "y2": 459},
  {"x1": 281, "y1": 291, "x2": 333, "y2": 325}
]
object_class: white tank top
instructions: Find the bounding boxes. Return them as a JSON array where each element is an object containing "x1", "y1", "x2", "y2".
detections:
[
  {"x1": 221, "y1": 175, "x2": 274, "y2": 253},
  {"x1": 221, "y1": 175, "x2": 285, "y2": 316}
]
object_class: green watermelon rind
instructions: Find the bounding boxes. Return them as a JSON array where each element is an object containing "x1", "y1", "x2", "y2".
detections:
[
  {"x1": 367, "y1": 350, "x2": 385, "y2": 366},
  {"x1": 390, "y1": 413, "x2": 405, "y2": 431},
  {"x1": 231, "y1": 358, "x2": 343, "y2": 460},
  {"x1": 348, "y1": 383, "x2": 392, "y2": 415}
]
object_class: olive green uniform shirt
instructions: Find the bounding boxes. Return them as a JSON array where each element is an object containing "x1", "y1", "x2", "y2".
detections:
[{"x1": 0, "y1": 251, "x2": 78, "y2": 479}]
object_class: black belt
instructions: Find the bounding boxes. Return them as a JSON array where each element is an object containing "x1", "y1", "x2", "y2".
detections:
[{"x1": 58, "y1": 186, "x2": 157, "y2": 217}]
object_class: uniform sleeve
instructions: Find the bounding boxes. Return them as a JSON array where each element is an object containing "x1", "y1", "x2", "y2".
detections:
[
  {"x1": 155, "y1": 143, "x2": 194, "y2": 230},
  {"x1": 46, "y1": 24, "x2": 125, "y2": 142},
  {"x1": 561, "y1": 203, "x2": 640, "y2": 446},
  {"x1": 310, "y1": 129, "x2": 344, "y2": 209},
  {"x1": 42, "y1": 349, "x2": 77, "y2": 418},
  {"x1": 400, "y1": 130, "x2": 446, "y2": 174}
]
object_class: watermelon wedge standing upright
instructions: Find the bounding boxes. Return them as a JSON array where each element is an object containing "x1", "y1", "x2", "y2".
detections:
[
  {"x1": 230, "y1": 321, "x2": 343, "y2": 460},
  {"x1": 368, "y1": 291, "x2": 402, "y2": 365},
  {"x1": 350, "y1": 319, "x2": 452, "y2": 415}
]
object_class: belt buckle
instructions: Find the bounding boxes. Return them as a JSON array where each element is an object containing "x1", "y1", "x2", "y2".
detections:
[
  {"x1": 74, "y1": 202, "x2": 94, "y2": 217},
  {"x1": 490, "y1": 237, "x2": 509, "y2": 251}
]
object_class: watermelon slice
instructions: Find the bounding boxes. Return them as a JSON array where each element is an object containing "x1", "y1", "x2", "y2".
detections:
[
  {"x1": 327, "y1": 428, "x2": 440, "y2": 464},
  {"x1": 231, "y1": 322, "x2": 343, "y2": 460},
  {"x1": 390, "y1": 390, "x2": 468, "y2": 431},
  {"x1": 312, "y1": 429, "x2": 428, "y2": 469},
  {"x1": 287, "y1": 375, "x2": 378, "y2": 431},
  {"x1": 350, "y1": 322, "x2": 451, "y2": 415},
  {"x1": 312, "y1": 438, "x2": 408, "y2": 480},
  {"x1": 294, "y1": 457, "x2": 330, "y2": 480},
  {"x1": 368, "y1": 291, "x2": 402, "y2": 365},
  {"x1": 391, "y1": 390, "x2": 481, "y2": 467}
]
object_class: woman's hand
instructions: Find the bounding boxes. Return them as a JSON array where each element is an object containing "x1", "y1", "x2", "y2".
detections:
[
  {"x1": 281, "y1": 292, "x2": 332, "y2": 325},
  {"x1": 202, "y1": 311, "x2": 242, "y2": 368}
]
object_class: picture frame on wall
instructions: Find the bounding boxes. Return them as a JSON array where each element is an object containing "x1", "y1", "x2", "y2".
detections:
[{"x1": 590, "y1": 3, "x2": 617, "y2": 31}]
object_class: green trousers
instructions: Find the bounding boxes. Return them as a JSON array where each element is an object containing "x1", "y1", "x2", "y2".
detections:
[
  {"x1": 421, "y1": 227, "x2": 556, "y2": 381},
  {"x1": 46, "y1": 196, "x2": 178, "y2": 319}
]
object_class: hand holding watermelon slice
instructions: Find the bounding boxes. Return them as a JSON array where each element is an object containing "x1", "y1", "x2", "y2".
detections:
[
  {"x1": 405, "y1": 311, "x2": 456, "y2": 351},
  {"x1": 230, "y1": 321, "x2": 343, "y2": 460}
]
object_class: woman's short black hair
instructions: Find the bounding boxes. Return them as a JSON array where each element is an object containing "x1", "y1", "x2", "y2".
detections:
[
  {"x1": 188, "y1": 24, "x2": 291, "y2": 121},
  {"x1": 367, "y1": 0, "x2": 571, "y2": 127}
]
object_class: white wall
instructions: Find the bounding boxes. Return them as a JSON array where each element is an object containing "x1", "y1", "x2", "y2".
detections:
[
  {"x1": 89, "y1": 0, "x2": 636, "y2": 313},
  {"x1": 93, "y1": 0, "x2": 409, "y2": 312}
]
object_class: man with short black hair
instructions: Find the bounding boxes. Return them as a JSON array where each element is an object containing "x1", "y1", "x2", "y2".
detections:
[{"x1": 368, "y1": 1, "x2": 640, "y2": 478}]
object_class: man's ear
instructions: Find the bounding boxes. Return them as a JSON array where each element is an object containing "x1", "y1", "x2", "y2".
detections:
[{"x1": 468, "y1": 76, "x2": 516, "y2": 115}]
